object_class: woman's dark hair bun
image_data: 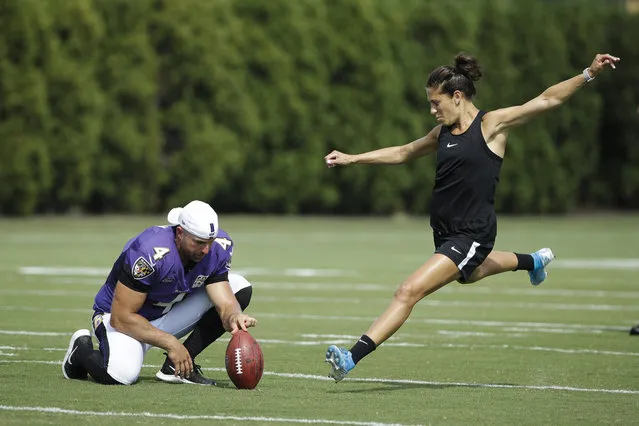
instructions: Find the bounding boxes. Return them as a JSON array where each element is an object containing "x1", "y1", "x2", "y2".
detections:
[{"x1": 454, "y1": 53, "x2": 482, "y2": 82}]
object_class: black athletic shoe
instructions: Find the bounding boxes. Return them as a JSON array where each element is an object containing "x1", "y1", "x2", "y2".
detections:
[
  {"x1": 155, "y1": 355, "x2": 216, "y2": 386},
  {"x1": 630, "y1": 325, "x2": 639, "y2": 336},
  {"x1": 62, "y1": 329, "x2": 92, "y2": 380}
]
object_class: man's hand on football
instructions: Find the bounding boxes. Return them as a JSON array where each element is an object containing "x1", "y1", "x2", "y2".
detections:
[{"x1": 227, "y1": 313, "x2": 257, "y2": 334}]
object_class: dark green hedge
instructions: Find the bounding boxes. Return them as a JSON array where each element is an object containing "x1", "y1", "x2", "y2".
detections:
[{"x1": 0, "y1": 0, "x2": 636, "y2": 215}]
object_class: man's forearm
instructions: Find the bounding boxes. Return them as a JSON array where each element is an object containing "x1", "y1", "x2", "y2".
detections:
[
  {"x1": 110, "y1": 313, "x2": 179, "y2": 351},
  {"x1": 216, "y1": 301, "x2": 243, "y2": 331}
]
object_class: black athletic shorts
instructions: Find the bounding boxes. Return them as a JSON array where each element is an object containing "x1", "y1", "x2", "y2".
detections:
[{"x1": 433, "y1": 231, "x2": 494, "y2": 283}]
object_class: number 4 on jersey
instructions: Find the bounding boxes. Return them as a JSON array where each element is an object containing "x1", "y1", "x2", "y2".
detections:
[
  {"x1": 215, "y1": 238, "x2": 232, "y2": 250},
  {"x1": 153, "y1": 247, "x2": 170, "y2": 260}
]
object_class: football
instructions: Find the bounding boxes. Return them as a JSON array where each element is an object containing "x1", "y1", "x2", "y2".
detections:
[{"x1": 225, "y1": 330, "x2": 264, "y2": 389}]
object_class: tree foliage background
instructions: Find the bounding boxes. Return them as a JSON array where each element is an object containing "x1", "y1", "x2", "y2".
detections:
[{"x1": 0, "y1": 0, "x2": 637, "y2": 215}]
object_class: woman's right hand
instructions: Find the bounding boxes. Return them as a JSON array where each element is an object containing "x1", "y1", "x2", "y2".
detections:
[{"x1": 324, "y1": 150, "x2": 353, "y2": 168}]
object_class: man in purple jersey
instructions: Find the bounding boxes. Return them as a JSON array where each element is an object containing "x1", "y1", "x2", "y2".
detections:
[{"x1": 61, "y1": 200, "x2": 257, "y2": 385}]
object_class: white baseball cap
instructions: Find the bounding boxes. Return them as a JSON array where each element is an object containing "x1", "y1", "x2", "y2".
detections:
[{"x1": 167, "y1": 200, "x2": 219, "y2": 240}]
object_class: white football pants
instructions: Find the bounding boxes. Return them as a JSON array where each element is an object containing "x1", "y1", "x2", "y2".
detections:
[{"x1": 94, "y1": 273, "x2": 251, "y2": 385}]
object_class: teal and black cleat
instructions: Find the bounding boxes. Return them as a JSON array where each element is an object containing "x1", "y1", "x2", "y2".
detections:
[
  {"x1": 325, "y1": 345, "x2": 355, "y2": 382},
  {"x1": 529, "y1": 248, "x2": 555, "y2": 286}
]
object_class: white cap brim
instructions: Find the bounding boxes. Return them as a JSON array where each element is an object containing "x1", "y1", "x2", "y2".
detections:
[{"x1": 167, "y1": 207, "x2": 183, "y2": 225}]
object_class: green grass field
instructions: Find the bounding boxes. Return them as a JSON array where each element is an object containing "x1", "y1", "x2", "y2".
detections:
[{"x1": 1, "y1": 215, "x2": 638, "y2": 425}]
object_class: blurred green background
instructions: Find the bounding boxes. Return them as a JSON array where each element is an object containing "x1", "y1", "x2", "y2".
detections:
[{"x1": 0, "y1": 0, "x2": 637, "y2": 216}]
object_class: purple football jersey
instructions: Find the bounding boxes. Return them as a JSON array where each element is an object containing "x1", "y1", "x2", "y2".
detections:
[{"x1": 93, "y1": 225, "x2": 234, "y2": 320}]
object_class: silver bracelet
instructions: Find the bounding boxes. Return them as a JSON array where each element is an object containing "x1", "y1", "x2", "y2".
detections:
[{"x1": 583, "y1": 67, "x2": 595, "y2": 83}]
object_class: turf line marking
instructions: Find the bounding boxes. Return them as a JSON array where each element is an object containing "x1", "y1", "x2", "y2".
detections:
[
  {"x1": 442, "y1": 287, "x2": 639, "y2": 299},
  {"x1": 0, "y1": 306, "x2": 90, "y2": 313},
  {"x1": 253, "y1": 313, "x2": 631, "y2": 332},
  {"x1": 16, "y1": 260, "x2": 639, "y2": 282},
  {"x1": 0, "y1": 312, "x2": 631, "y2": 333},
  {"x1": 344, "y1": 377, "x2": 639, "y2": 395},
  {"x1": 0, "y1": 405, "x2": 408, "y2": 426},
  {"x1": 254, "y1": 297, "x2": 638, "y2": 312},
  {"x1": 553, "y1": 259, "x2": 639, "y2": 270},
  {"x1": 263, "y1": 371, "x2": 639, "y2": 395},
  {"x1": 0, "y1": 362, "x2": 637, "y2": 395},
  {"x1": 4, "y1": 341, "x2": 639, "y2": 358},
  {"x1": 18, "y1": 266, "x2": 357, "y2": 278},
  {"x1": 0, "y1": 290, "x2": 95, "y2": 297},
  {"x1": 0, "y1": 330, "x2": 69, "y2": 336},
  {"x1": 2, "y1": 290, "x2": 636, "y2": 312},
  {"x1": 262, "y1": 284, "x2": 639, "y2": 299},
  {"x1": 13, "y1": 275, "x2": 639, "y2": 299}
]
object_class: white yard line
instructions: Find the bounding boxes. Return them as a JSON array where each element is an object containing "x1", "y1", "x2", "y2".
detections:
[
  {"x1": 253, "y1": 313, "x2": 632, "y2": 333},
  {"x1": 0, "y1": 310, "x2": 631, "y2": 334},
  {"x1": 17, "y1": 266, "x2": 357, "y2": 278},
  {"x1": 1, "y1": 290, "x2": 95, "y2": 297},
  {"x1": 0, "y1": 330, "x2": 69, "y2": 336},
  {"x1": 552, "y1": 259, "x2": 639, "y2": 270},
  {"x1": 1, "y1": 290, "x2": 637, "y2": 312},
  {"x1": 1, "y1": 336, "x2": 638, "y2": 358},
  {"x1": 0, "y1": 361, "x2": 637, "y2": 396},
  {"x1": 0, "y1": 306, "x2": 91, "y2": 313},
  {"x1": 10, "y1": 277, "x2": 639, "y2": 300},
  {"x1": 0, "y1": 405, "x2": 408, "y2": 426},
  {"x1": 12, "y1": 265, "x2": 639, "y2": 299},
  {"x1": 15, "y1": 260, "x2": 639, "y2": 280}
]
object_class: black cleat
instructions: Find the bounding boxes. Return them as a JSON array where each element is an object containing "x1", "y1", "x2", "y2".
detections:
[
  {"x1": 630, "y1": 324, "x2": 639, "y2": 336},
  {"x1": 62, "y1": 329, "x2": 92, "y2": 380},
  {"x1": 155, "y1": 355, "x2": 216, "y2": 386}
]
